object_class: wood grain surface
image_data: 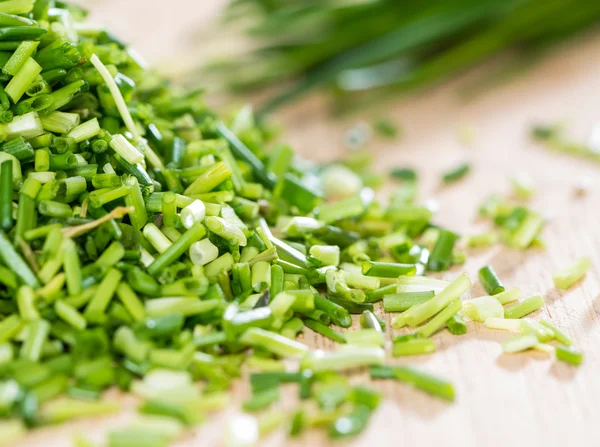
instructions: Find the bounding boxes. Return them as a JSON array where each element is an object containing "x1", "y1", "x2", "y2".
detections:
[{"x1": 16, "y1": 2, "x2": 600, "y2": 446}]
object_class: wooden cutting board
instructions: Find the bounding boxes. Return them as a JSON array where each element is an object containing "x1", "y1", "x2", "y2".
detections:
[{"x1": 17, "y1": 2, "x2": 600, "y2": 446}]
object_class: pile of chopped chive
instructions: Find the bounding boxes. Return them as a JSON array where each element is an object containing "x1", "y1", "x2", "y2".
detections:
[{"x1": 0, "y1": 2, "x2": 588, "y2": 446}]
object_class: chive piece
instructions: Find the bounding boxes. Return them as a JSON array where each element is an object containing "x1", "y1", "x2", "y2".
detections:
[
  {"x1": 447, "y1": 314, "x2": 467, "y2": 335},
  {"x1": 240, "y1": 327, "x2": 308, "y2": 358},
  {"x1": 0, "y1": 230, "x2": 40, "y2": 288},
  {"x1": 242, "y1": 387, "x2": 280, "y2": 412},
  {"x1": 539, "y1": 320, "x2": 572, "y2": 346},
  {"x1": 427, "y1": 229, "x2": 459, "y2": 272},
  {"x1": 392, "y1": 337, "x2": 436, "y2": 357},
  {"x1": 504, "y1": 296, "x2": 545, "y2": 319},
  {"x1": 304, "y1": 319, "x2": 346, "y2": 344},
  {"x1": 365, "y1": 284, "x2": 396, "y2": 303},
  {"x1": 478, "y1": 265, "x2": 505, "y2": 295},
  {"x1": 383, "y1": 291, "x2": 434, "y2": 313},
  {"x1": 502, "y1": 334, "x2": 539, "y2": 353},
  {"x1": 301, "y1": 348, "x2": 385, "y2": 372},
  {"x1": 399, "y1": 273, "x2": 471, "y2": 327},
  {"x1": 361, "y1": 260, "x2": 416, "y2": 278},
  {"x1": 148, "y1": 222, "x2": 207, "y2": 275},
  {"x1": 555, "y1": 345, "x2": 583, "y2": 366},
  {"x1": 417, "y1": 299, "x2": 462, "y2": 337},
  {"x1": 0, "y1": 160, "x2": 12, "y2": 230},
  {"x1": 442, "y1": 162, "x2": 470, "y2": 184},
  {"x1": 494, "y1": 287, "x2": 521, "y2": 305},
  {"x1": 463, "y1": 296, "x2": 504, "y2": 322},
  {"x1": 552, "y1": 257, "x2": 591, "y2": 290}
]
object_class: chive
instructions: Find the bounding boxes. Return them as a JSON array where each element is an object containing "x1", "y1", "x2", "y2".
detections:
[
  {"x1": 478, "y1": 265, "x2": 505, "y2": 295},
  {"x1": 361, "y1": 260, "x2": 416, "y2": 278},
  {"x1": 504, "y1": 296, "x2": 545, "y2": 319},
  {"x1": 0, "y1": 160, "x2": 12, "y2": 230},
  {"x1": 242, "y1": 387, "x2": 280, "y2": 412},
  {"x1": 0, "y1": 230, "x2": 40, "y2": 288},
  {"x1": 502, "y1": 334, "x2": 539, "y2": 353},
  {"x1": 240, "y1": 327, "x2": 308, "y2": 358},
  {"x1": 392, "y1": 337, "x2": 436, "y2": 356},
  {"x1": 442, "y1": 162, "x2": 471, "y2": 184},
  {"x1": 370, "y1": 365, "x2": 455, "y2": 401},
  {"x1": 447, "y1": 314, "x2": 467, "y2": 335},
  {"x1": 304, "y1": 319, "x2": 346, "y2": 344},
  {"x1": 427, "y1": 229, "x2": 459, "y2": 272},
  {"x1": 364, "y1": 284, "x2": 396, "y2": 303},
  {"x1": 383, "y1": 291, "x2": 435, "y2": 313},
  {"x1": 539, "y1": 320, "x2": 572, "y2": 346},
  {"x1": 494, "y1": 287, "x2": 521, "y2": 305},
  {"x1": 555, "y1": 345, "x2": 583, "y2": 366},
  {"x1": 463, "y1": 296, "x2": 504, "y2": 322},
  {"x1": 552, "y1": 257, "x2": 591, "y2": 290},
  {"x1": 314, "y1": 295, "x2": 352, "y2": 327},
  {"x1": 302, "y1": 348, "x2": 385, "y2": 372},
  {"x1": 397, "y1": 273, "x2": 470, "y2": 327}
]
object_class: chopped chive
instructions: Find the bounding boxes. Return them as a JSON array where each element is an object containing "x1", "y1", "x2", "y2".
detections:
[
  {"x1": 463, "y1": 296, "x2": 504, "y2": 322},
  {"x1": 494, "y1": 287, "x2": 521, "y2": 305},
  {"x1": 442, "y1": 162, "x2": 470, "y2": 184},
  {"x1": 539, "y1": 320, "x2": 572, "y2": 346},
  {"x1": 417, "y1": 299, "x2": 462, "y2": 337},
  {"x1": 478, "y1": 265, "x2": 505, "y2": 295},
  {"x1": 399, "y1": 273, "x2": 471, "y2": 327},
  {"x1": 383, "y1": 291, "x2": 435, "y2": 313},
  {"x1": 361, "y1": 260, "x2": 416, "y2": 278},
  {"x1": 555, "y1": 345, "x2": 583, "y2": 366},
  {"x1": 504, "y1": 295, "x2": 545, "y2": 319},
  {"x1": 552, "y1": 257, "x2": 591, "y2": 290},
  {"x1": 502, "y1": 334, "x2": 539, "y2": 353},
  {"x1": 447, "y1": 314, "x2": 467, "y2": 335},
  {"x1": 370, "y1": 365, "x2": 455, "y2": 401},
  {"x1": 427, "y1": 229, "x2": 459, "y2": 272},
  {"x1": 304, "y1": 319, "x2": 346, "y2": 344}
]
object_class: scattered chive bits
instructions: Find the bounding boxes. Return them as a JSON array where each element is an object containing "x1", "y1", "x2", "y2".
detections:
[{"x1": 0, "y1": 1, "x2": 589, "y2": 445}]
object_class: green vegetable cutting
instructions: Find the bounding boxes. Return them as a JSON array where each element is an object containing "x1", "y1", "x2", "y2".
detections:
[{"x1": 0, "y1": 1, "x2": 588, "y2": 446}]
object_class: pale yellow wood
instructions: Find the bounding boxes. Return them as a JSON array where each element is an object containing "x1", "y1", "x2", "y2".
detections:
[{"x1": 15, "y1": 2, "x2": 600, "y2": 446}]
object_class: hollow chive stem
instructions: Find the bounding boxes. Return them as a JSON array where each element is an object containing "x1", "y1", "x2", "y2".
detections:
[
  {"x1": 0, "y1": 160, "x2": 12, "y2": 230},
  {"x1": 447, "y1": 314, "x2": 467, "y2": 335},
  {"x1": 383, "y1": 291, "x2": 435, "y2": 313},
  {"x1": 364, "y1": 284, "x2": 396, "y2": 303},
  {"x1": 504, "y1": 295, "x2": 545, "y2": 319},
  {"x1": 494, "y1": 287, "x2": 521, "y2": 305},
  {"x1": 240, "y1": 327, "x2": 308, "y2": 358},
  {"x1": 360, "y1": 310, "x2": 383, "y2": 333},
  {"x1": 416, "y1": 299, "x2": 462, "y2": 337},
  {"x1": 304, "y1": 319, "x2": 346, "y2": 344},
  {"x1": 552, "y1": 257, "x2": 591, "y2": 290},
  {"x1": 370, "y1": 365, "x2": 455, "y2": 401},
  {"x1": 281, "y1": 316, "x2": 304, "y2": 339},
  {"x1": 392, "y1": 337, "x2": 436, "y2": 357},
  {"x1": 427, "y1": 229, "x2": 459, "y2": 272},
  {"x1": 83, "y1": 268, "x2": 122, "y2": 323},
  {"x1": 555, "y1": 345, "x2": 583, "y2": 366},
  {"x1": 361, "y1": 260, "x2": 416, "y2": 278},
  {"x1": 147, "y1": 222, "x2": 207, "y2": 275},
  {"x1": 301, "y1": 348, "x2": 385, "y2": 372},
  {"x1": 539, "y1": 320, "x2": 572, "y2": 346},
  {"x1": 216, "y1": 122, "x2": 276, "y2": 189},
  {"x1": 0, "y1": 230, "x2": 40, "y2": 288},
  {"x1": 397, "y1": 273, "x2": 471, "y2": 327},
  {"x1": 478, "y1": 265, "x2": 505, "y2": 295}
]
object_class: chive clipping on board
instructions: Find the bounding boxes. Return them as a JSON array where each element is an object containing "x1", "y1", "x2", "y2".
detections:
[{"x1": 0, "y1": 1, "x2": 582, "y2": 444}]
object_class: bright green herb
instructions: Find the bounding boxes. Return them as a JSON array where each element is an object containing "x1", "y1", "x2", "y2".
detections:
[
  {"x1": 552, "y1": 257, "x2": 591, "y2": 290},
  {"x1": 555, "y1": 345, "x2": 583, "y2": 366}
]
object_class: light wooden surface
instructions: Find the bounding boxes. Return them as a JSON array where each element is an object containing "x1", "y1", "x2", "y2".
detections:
[{"x1": 17, "y1": 2, "x2": 600, "y2": 446}]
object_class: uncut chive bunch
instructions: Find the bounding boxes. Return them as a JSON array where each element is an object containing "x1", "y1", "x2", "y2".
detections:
[
  {"x1": 0, "y1": 1, "x2": 585, "y2": 446},
  {"x1": 209, "y1": 0, "x2": 600, "y2": 115}
]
